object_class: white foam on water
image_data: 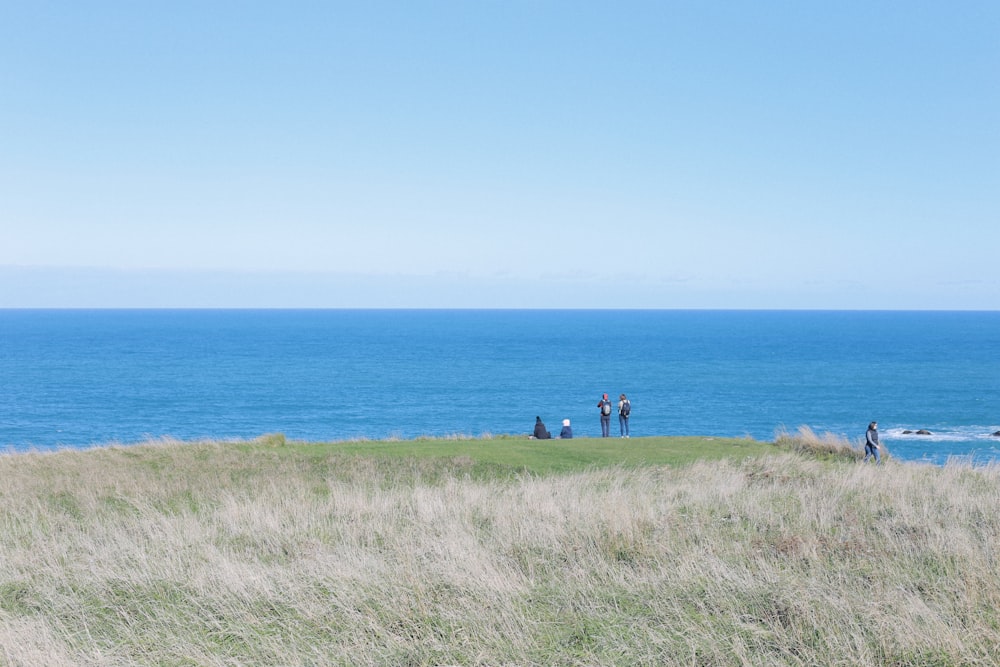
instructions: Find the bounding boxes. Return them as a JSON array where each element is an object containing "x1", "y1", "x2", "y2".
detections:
[
  {"x1": 884, "y1": 426, "x2": 1000, "y2": 443},
  {"x1": 878, "y1": 425, "x2": 1000, "y2": 466}
]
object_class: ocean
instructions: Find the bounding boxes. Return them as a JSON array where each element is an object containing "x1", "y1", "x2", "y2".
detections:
[{"x1": 1, "y1": 309, "x2": 998, "y2": 464}]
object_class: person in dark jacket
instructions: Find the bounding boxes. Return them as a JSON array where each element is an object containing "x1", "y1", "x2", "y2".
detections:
[
  {"x1": 597, "y1": 393, "x2": 612, "y2": 437},
  {"x1": 533, "y1": 416, "x2": 551, "y2": 440},
  {"x1": 559, "y1": 419, "x2": 573, "y2": 439},
  {"x1": 863, "y1": 421, "x2": 881, "y2": 463}
]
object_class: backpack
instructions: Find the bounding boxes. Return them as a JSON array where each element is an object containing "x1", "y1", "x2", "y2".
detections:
[
  {"x1": 601, "y1": 400, "x2": 611, "y2": 416},
  {"x1": 621, "y1": 400, "x2": 631, "y2": 417}
]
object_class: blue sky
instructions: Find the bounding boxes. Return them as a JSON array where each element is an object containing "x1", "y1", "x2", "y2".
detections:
[{"x1": 2, "y1": 2, "x2": 997, "y2": 308}]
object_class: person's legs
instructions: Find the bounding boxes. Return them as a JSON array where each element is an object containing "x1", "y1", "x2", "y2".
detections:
[
  {"x1": 624, "y1": 417, "x2": 630, "y2": 438},
  {"x1": 619, "y1": 415, "x2": 625, "y2": 437},
  {"x1": 601, "y1": 415, "x2": 610, "y2": 437}
]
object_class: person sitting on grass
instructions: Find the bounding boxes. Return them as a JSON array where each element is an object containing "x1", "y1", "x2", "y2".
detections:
[
  {"x1": 533, "y1": 416, "x2": 551, "y2": 440},
  {"x1": 559, "y1": 418, "x2": 573, "y2": 439}
]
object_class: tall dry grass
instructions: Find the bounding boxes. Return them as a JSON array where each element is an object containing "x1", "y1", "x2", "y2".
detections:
[
  {"x1": 1, "y1": 440, "x2": 998, "y2": 665},
  {"x1": 773, "y1": 425, "x2": 868, "y2": 461}
]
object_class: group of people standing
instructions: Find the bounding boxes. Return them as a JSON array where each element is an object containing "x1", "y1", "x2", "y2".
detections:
[
  {"x1": 597, "y1": 393, "x2": 631, "y2": 438},
  {"x1": 531, "y1": 392, "x2": 632, "y2": 440}
]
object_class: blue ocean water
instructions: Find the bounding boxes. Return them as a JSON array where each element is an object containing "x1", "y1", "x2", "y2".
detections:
[{"x1": 1, "y1": 310, "x2": 998, "y2": 464}]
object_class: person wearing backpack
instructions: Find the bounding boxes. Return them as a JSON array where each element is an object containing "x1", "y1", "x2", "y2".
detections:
[
  {"x1": 618, "y1": 393, "x2": 631, "y2": 438},
  {"x1": 597, "y1": 393, "x2": 612, "y2": 437}
]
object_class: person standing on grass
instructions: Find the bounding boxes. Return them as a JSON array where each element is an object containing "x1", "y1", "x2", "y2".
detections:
[
  {"x1": 618, "y1": 393, "x2": 631, "y2": 438},
  {"x1": 597, "y1": 393, "x2": 612, "y2": 437},
  {"x1": 863, "y1": 421, "x2": 881, "y2": 463}
]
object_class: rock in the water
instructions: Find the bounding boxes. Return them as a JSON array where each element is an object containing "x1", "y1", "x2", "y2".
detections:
[
  {"x1": 915, "y1": 429, "x2": 932, "y2": 435},
  {"x1": 992, "y1": 431, "x2": 1000, "y2": 437},
  {"x1": 902, "y1": 430, "x2": 913, "y2": 434}
]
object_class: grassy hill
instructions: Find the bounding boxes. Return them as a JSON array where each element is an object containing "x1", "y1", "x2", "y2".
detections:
[{"x1": 1, "y1": 434, "x2": 996, "y2": 666}]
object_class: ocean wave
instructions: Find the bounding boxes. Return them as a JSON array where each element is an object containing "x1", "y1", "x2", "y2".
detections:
[{"x1": 884, "y1": 426, "x2": 1000, "y2": 443}]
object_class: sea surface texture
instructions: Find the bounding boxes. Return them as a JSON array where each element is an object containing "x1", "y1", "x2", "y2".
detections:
[{"x1": 1, "y1": 310, "x2": 998, "y2": 464}]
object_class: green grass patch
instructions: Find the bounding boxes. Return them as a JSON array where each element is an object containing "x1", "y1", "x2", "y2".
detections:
[{"x1": 266, "y1": 435, "x2": 774, "y2": 476}]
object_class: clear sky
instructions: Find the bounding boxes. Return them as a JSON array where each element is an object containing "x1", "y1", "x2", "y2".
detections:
[{"x1": 2, "y1": 2, "x2": 997, "y2": 308}]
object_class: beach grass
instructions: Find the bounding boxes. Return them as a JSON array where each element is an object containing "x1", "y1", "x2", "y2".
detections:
[{"x1": 2, "y1": 433, "x2": 996, "y2": 665}]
